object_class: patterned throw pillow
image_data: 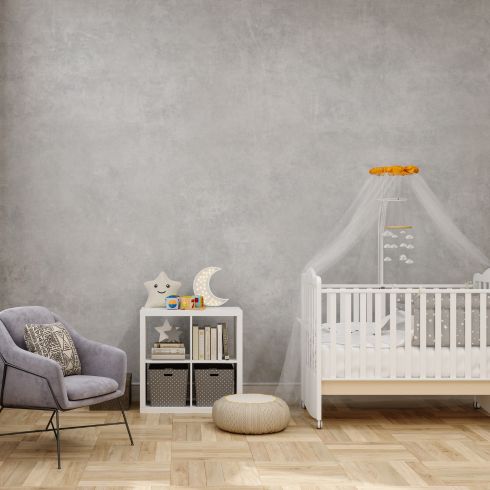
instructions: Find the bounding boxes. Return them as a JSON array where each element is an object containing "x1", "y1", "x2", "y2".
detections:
[{"x1": 24, "y1": 322, "x2": 81, "y2": 376}]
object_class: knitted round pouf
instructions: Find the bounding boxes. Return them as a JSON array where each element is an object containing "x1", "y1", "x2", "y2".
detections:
[{"x1": 212, "y1": 394, "x2": 290, "y2": 435}]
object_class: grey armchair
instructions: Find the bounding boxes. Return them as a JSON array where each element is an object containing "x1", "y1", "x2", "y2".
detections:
[{"x1": 0, "y1": 306, "x2": 133, "y2": 468}]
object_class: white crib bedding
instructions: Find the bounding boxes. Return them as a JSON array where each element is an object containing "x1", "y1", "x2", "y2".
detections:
[
  {"x1": 321, "y1": 322, "x2": 406, "y2": 347},
  {"x1": 321, "y1": 341, "x2": 490, "y2": 379}
]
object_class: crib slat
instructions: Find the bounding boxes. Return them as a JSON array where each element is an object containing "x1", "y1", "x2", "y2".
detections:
[
  {"x1": 420, "y1": 292, "x2": 427, "y2": 379},
  {"x1": 390, "y1": 293, "x2": 397, "y2": 379},
  {"x1": 367, "y1": 292, "x2": 373, "y2": 323},
  {"x1": 339, "y1": 292, "x2": 346, "y2": 379},
  {"x1": 480, "y1": 293, "x2": 487, "y2": 378},
  {"x1": 344, "y1": 293, "x2": 352, "y2": 379},
  {"x1": 340, "y1": 293, "x2": 346, "y2": 325},
  {"x1": 380, "y1": 295, "x2": 386, "y2": 333},
  {"x1": 353, "y1": 293, "x2": 360, "y2": 323},
  {"x1": 327, "y1": 292, "x2": 337, "y2": 379},
  {"x1": 360, "y1": 293, "x2": 367, "y2": 378},
  {"x1": 465, "y1": 293, "x2": 472, "y2": 379},
  {"x1": 327, "y1": 292, "x2": 338, "y2": 326},
  {"x1": 450, "y1": 293, "x2": 457, "y2": 379},
  {"x1": 405, "y1": 293, "x2": 412, "y2": 378},
  {"x1": 322, "y1": 293, "x2": 327, "y2": 325},
  {"x1": 435, "y1": 293, "x2": 442, "y2": 379},
  {"x1": 375, "y1": 293, "x2": 382, "y2": 378}
]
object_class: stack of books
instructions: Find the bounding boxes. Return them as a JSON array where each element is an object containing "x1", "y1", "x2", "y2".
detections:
[
  {"x1": 151, "y1": 342, "x2": 186, "y2": 360},
  {"x1": 192, "y1": 322, "x2": 230, "y2": 361}
]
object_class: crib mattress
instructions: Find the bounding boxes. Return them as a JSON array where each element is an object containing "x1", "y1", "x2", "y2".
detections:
[{"x1": 321, "y1": 342, "x2": 490, "y2": 379}]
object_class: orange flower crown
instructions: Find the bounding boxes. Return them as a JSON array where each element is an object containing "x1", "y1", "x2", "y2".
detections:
[{"x1": 369, "y1": 165, "x2": 420, "y2": 176}]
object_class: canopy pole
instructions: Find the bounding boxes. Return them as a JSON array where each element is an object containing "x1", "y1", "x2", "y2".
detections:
[{"x1": 378, "y1": 200, "x2": 388, "y2": 285}]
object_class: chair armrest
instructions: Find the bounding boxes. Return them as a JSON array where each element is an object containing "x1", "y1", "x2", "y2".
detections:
[
  {"x1": 1, "y1": 344, "x2": 67, "y2": 408},
  {"x1": 5, "y1": 345, "x2": 63, "y2": 379},
  {"x1": 51, "y1": 313, "x2": 127, "y2": 392},
  {"x1": 74, "y1": 337, "x2": 127, "y2": 391}
]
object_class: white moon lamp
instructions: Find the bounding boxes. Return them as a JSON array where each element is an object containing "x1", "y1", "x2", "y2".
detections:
[{"x1": 193, "y1": 267, "x2": 229, "y2": 307}]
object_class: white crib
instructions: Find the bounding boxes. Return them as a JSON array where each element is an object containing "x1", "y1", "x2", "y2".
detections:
[{"x1": 301, "y1": 268, "x2": 490, "y2": 428}]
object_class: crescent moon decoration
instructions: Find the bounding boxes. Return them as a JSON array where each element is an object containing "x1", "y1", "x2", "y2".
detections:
[{"x1": 193, "y1": 267, "x2": 229, "y2": 307}]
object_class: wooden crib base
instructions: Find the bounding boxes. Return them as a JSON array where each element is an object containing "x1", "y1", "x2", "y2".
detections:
[{"x1": 322, "y1": 379, "x2": 490, "y2": 396}]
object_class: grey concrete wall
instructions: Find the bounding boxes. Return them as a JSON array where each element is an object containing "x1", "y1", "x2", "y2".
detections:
[{"x1": 1, "y1": 0, "x2": 490, "y2": 385}]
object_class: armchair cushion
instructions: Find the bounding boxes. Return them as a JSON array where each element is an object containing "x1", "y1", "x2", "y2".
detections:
[
  {"x1": 64, "y1": 375, "x2": 118, "y2": 401},
  {"x1": 25, "y1": 323, "x2": 81, "y2": 376}
]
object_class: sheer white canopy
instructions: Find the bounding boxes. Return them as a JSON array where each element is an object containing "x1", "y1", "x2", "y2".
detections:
[{"x1": 277, "y1": 167, "x2": 490, "y2": 402}]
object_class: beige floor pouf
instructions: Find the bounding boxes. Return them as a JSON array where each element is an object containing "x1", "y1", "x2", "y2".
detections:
[{"x1": 212, "y1": 393, "x2": 290, "y2": 434}]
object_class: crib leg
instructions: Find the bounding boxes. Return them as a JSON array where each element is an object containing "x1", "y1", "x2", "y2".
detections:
[
  {"x1": 316, "y1": 419, "x2": 323, "y2": 429},
  {"x1": 301, "y1": 400, "x2": 306, "y2": 409},
  {"x1": 473, "y1": 396, "x2": 481, "y2": 409}
]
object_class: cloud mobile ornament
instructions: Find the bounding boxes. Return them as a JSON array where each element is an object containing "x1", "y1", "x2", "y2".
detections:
[{"x1": 193, "y1": 267, "x2": 229, "y2": 307}]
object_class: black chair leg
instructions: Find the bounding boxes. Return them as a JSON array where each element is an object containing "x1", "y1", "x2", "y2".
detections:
[
  {"x1": 0, "y1": 405, "x2": 132, "y2": 469},
  {"x1": 55, "y1": 410, "x2": 61, "y2": 469},
  {"x1": 45, "y1": 410, "x2": 55, "y2": 430},
  {"x1": 45, "y1": 410, "x2": 58, "y2": 440},
  {"x1": 118, "y1": 398, "x2": 134, "y2": 446}
]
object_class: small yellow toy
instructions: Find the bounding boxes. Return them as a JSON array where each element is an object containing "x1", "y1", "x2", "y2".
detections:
[{"x1": 180, "y1": 295, "x2": 205, "y2": 310}]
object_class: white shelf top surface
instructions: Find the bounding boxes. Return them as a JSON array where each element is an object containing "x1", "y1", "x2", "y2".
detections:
[
  {"x1": 140, "y1": 306, "x2": 242, "y2": 316},
  {"x1": 141, "y1": 406, "x2": 214, "y2": 413},
  {"x1": 145, "y1": 358, "x2": 237, "y2": 364}
]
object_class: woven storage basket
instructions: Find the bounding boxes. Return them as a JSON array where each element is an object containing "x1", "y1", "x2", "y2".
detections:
[
  {"x1": 194, "y1": 365, "x2": 235, "y2": 407},
  {"x1": 147, "y1": 365, "x2": 189, "y2": 407},
  {"x1": 90, "y1": 373, "x2": 132, "y2": 411}
]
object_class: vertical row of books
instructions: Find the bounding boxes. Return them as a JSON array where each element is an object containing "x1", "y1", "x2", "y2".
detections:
[{"x1": 192, "y1": 323, "x2": 230, "y2": 360}]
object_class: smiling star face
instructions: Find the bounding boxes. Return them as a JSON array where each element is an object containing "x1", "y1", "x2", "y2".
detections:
[{"x1": 144, "y1": 271, "x2": 182, "y2": 308}]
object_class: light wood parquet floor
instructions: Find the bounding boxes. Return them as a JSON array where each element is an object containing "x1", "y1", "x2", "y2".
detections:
[{"x1": 1, "y1": 398, "x2": 490, "y2": 489}]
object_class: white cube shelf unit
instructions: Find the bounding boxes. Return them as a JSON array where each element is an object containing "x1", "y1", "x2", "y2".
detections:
[{"x1": 139, "y1": 306, "x2": 243, "y2": 413}]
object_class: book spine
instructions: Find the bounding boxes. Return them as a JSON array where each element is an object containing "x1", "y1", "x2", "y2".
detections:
[
  {"x1": 151, "y1": 348, "x2": 185, "y2": 354},
  {"x1": 192, "y1": 325, "x2": 199, "y2": 360},
  {"x1": 205, "y1": 326, "x2": 211, "y2": 360},
  {"x1": 151, "y1": 354, "x2": 186, "y2": 359},
  {"x1": 210, "y1": 327, "x2": 217, "y2": 360},
  {"x1": 153, "y1": 343, "x2": 184, "y2": 348},
  {"x1": 222, "y1": 322, "x2": 229, "y2": 360},
  {"x1": 217, "y1": 323, "x2": 223, "y2": 360},
  {"x1": 198, "y1": 328, "x2": 205, "y2": 360}
]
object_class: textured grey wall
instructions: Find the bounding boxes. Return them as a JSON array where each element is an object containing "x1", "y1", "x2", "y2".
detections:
[{"x1": 1, "y1": 0, "x2": 490, "y2": 385}]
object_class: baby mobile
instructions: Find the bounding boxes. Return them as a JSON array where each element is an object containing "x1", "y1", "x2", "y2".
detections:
[
  {"x1": 382, "y1": 227, "x2": 415, "y2": 265},
  {"x1": 371, "y1": 165, "x2": 418, "y2": 284}
]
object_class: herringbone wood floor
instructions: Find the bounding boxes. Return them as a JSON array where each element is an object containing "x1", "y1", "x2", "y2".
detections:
[{"x1": 1, "y1": 398, "x2": 490, "y2": 489}]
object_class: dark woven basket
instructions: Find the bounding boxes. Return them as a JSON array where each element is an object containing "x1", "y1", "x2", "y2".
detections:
[
  {"x1": 90, "y1": 373, "x2": 132, "y2": 411},
  {"x1": 194, "y1": 365, "x2": 235, "y2": 407},
  {"x1": 147, "y1": 365, "x2": 189, "y2": 407}
]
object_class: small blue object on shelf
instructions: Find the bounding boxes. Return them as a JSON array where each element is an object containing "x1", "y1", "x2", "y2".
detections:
[{"x1": 165, "y1": 295, "x2": 180, "y2": 309}]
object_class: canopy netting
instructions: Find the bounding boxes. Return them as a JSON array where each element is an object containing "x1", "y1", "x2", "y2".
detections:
[{"x1": 277, "y1": 166, "x2": 490, "y2": 402}]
